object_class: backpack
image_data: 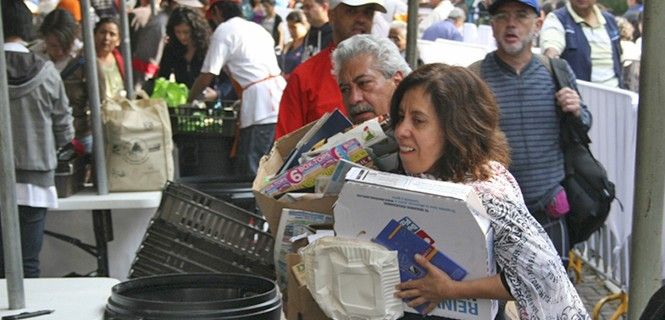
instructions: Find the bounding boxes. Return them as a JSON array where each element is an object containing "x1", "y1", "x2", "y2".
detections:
[
  {"x1": 468, "y1": 55, "x2": 616, "y2": 245},
  {"x1": 548, "y1": 57, "x2": 616, "y2": 245}
]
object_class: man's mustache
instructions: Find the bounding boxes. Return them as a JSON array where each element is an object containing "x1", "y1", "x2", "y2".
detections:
[{"x1": 348, "y1": 103, "x2": 374, "y2": 117}]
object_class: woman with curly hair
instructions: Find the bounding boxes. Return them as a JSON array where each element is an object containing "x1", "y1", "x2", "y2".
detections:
[
  {"x1": 392, "y1": 64, "x2": 589, "y2": 318},
  {"x1": 158, "y1": 6, "x2": 212, "y2": 88}
]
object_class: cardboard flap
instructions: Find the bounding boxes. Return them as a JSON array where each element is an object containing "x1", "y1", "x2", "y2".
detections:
[{"x1": 286, "y1": 253, "x2": 331, "y2": 320}]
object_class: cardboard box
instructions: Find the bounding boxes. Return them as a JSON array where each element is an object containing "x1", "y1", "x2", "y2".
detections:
[
  {"x1": 253, "y1": 123, "x2": 337, "y2": 236},
  {"x1": 286, "y1": 253, "x2": 331, "y2": 320},
  {"x1": 262, "y1": 138, "x2": 372, "y2": 197},
  {"x1": 334, "y1": 168, "x2": 497, "y2": 320}
]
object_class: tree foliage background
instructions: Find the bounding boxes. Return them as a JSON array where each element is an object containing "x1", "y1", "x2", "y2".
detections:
[{"x1": 599, "y1": 0, "x2": 629, "y2": 14}]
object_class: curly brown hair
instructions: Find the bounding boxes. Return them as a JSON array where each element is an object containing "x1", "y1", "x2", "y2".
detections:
[
  {"x1": 166, "y1": 6, "x2": 211, "y2": 58},
  {"x1": 390, "y1": 63, "x2": 510, "y2": 182}
]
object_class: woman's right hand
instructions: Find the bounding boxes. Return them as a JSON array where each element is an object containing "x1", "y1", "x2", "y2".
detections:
[
  {"x1": 395, "y1": 254, "x2": 459, "y2": 314},
  {"x1": 395, "y1": 254, "x2": 513, "y2": 314}
]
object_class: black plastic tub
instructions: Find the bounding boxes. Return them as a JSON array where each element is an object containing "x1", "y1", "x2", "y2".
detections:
[{"x1": 105, "y1": 273, "x2": 282, "y2": 319}]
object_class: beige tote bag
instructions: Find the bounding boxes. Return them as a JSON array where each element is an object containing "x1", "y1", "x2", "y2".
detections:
[{"x1": 102, "y1": 93, "x2": 174, "y2": 191}]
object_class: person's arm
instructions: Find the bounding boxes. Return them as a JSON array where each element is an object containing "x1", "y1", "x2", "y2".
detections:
[
  {"x1": 540, "y1": 12, "x2": 566, "y2": 59},
  {"x1": 395, "y1": 253, "x2": 512, "y2": 315},
  {"x1": 188, "y1": 72, "x2": 216, "y2": 102},
  {"x1": 556, "y1": 62, "x2": 592, "y2": 131},
  {"x1": 274, "y1": 72, "x2": 305, "y2": 139},
  {"x1": 190, "y1": 27, "x2": 228, "y2": 101},
  {"x1": 50, "y1": 66, "x2": 74, "y2": 147}
]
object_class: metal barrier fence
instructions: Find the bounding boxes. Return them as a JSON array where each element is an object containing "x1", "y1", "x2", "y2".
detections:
[
  {"x1": 569, "y1": 82, "x2": 639, "y2": 320},
  {"x1": 571, "y1": 226, "x2": 630, "y2": 320}
]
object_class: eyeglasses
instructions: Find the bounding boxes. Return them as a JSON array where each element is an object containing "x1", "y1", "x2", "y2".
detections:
[{"x1": 491, "y1": 11, "x2": 536, "y2": 23}]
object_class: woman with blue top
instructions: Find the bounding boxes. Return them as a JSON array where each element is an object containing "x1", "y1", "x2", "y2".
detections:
[{"x1": 279, "y1": 10, "x2": 309, "y2": 79}]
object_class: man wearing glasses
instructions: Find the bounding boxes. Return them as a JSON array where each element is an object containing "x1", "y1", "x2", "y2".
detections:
[{"x1": 469, "y1": 0, "x2": 590, "y2": 267}]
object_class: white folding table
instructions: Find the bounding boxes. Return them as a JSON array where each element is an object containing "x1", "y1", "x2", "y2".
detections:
[
  {"x1": 48, "y1": 189, "x2": 161, "y2": 277},
  {"x1": 0, "y1": 277, "x2": 119, "y2": 319}
]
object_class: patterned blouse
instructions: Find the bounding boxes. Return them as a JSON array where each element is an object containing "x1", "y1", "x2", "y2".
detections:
[{"x1": 428, "y1": 161, "x2": 590, "y2": 319}]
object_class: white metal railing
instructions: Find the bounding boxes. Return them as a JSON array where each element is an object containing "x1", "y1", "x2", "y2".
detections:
[{"x1": 571, "y1": 82, "x2": 638, "y2": 320}]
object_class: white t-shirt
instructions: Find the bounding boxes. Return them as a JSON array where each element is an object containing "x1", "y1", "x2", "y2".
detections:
[{"x1": 201, "y1": 17, "x2": 285, "y2": 128}]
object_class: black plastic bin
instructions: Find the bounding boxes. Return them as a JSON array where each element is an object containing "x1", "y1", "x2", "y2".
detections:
[
  {"x1": 105, "y1": 273, "x2": 282, "y2": 319},
  {"x1": 174, "y1": 135, "x2": 235, "y2": 177},
  {"x1": 170, "y1": 101, "x2": 239, "y2": 178}
]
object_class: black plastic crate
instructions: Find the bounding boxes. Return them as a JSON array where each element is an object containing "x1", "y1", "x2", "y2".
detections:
[
  {"x1": 159, "y1": 181, "x2": 265, "y2": 230},
  {"x1": 173, "y1": 135, "x2": 235, "y2": 177},
  {"x1": 177, "y1": 175, "x2": 256, "y2": 212},
  {"x1": 130, "y1": 220, "x2": 275, "y2": 279},
  {"x1": 169, "y1": 101, "x2": 239, "y2": 137},
  {"x1": 129, "y1": 182, "x2": 275, "y2": 279}
]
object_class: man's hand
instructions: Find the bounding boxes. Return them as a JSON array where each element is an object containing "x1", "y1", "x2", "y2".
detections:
[
  {"x1": 395, "y1": 254, "x2": 457, "y2": 315},
  {"x1": 188, "y1": 73, "x2": 216, "y2": 103},
  {"x1": 556, "y1": 87, "x2": 581, "y2": 117},
  {"x1": 202, "y1": 87, "x2": 218, "y2": 102},
  {"x1": 543, "y1": 47, "x2": 560, "y2": 59}
]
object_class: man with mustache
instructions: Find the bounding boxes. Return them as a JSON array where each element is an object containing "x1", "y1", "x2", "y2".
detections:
[
  {"x1": 470, "y1": 0, "x2": 590, "y2": 266},
  {"x1": 331, "y1": 34, "x2": 410, "y2": 125},
  {"x1": 274, "y1": 0, "x2": 387, "y2": 139},
  {"x1": 331, "y1": 34, "x2": 409, "y2": 172}
]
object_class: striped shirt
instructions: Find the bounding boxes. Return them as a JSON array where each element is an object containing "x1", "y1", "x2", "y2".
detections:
[{"x1": 479, "y1": 53, "x2": 590, "y2": 212}]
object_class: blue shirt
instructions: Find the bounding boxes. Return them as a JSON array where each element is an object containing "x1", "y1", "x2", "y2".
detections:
[{"x1": 421, "y1": 20, "x2": 463, "y2": 42}]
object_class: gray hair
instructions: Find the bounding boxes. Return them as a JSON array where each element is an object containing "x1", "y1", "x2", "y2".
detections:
[
  {"x1": 448, "y1": 7, "x2": 465, "y2": 22},
  {"x1": 332, "y1": 34, "x2": 412, "y2": 81}
]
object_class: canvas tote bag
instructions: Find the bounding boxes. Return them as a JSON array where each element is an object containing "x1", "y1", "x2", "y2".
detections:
[{"x1": 102, "y1": 92, "x2": 174, "y2": 191}]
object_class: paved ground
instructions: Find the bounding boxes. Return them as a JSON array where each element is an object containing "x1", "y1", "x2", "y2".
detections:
[{"x1": 573, "y1": 265, "x2": 624, "y2": 319}]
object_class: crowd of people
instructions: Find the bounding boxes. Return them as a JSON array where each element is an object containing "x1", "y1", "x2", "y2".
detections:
[{"x1": 1, "y1": 0, "x2": 648, "y2": 318}]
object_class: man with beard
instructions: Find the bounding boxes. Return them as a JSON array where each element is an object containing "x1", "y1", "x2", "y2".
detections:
[
  {"x1": 469, "y1": 0, "x2": 590, "y2": 265},
  {"x1": 274, "y1": 0, "x2": 386, "y2": 139}
]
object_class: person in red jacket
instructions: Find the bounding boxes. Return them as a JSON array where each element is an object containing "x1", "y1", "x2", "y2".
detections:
[{"x1": 274, "y1": 0, "x2": 386, "y2": 139}]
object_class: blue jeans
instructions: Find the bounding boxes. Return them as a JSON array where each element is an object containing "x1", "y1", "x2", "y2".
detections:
[
  {"x1": 234, "y1": 123, "x2": 275, "y2": 179},
  {"x1": 0, "y1": 206, "x2": 47, "y2": 278}
]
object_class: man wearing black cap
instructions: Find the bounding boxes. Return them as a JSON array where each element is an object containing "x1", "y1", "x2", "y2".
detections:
[
  {"x1": 1, "y1": 0, "x2": 74, "y2": 278},
  {"x1": 471, "y1": 0, "x2": 588, "y2": 276}
]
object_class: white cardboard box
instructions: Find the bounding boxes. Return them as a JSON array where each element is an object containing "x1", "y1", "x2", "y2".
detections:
[{"x1": 334, "y1": 168, "x2": 497, "y2": 320}]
